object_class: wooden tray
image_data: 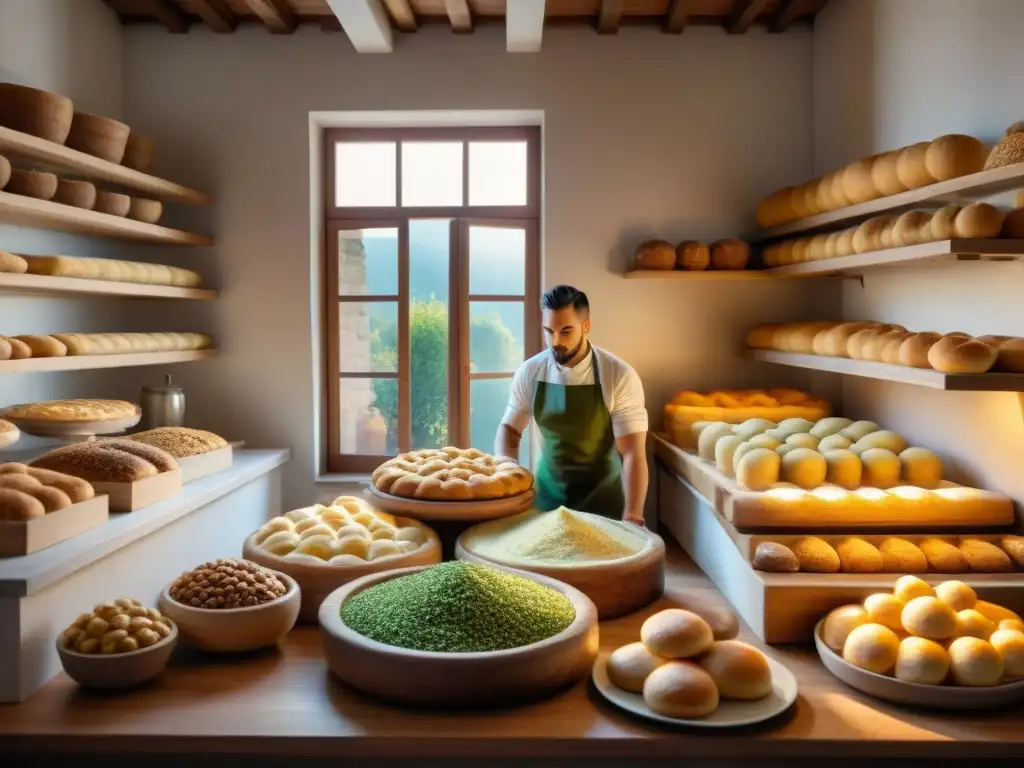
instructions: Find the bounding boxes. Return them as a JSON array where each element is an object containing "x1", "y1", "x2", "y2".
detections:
[
  {"x1": 4, "y1": 410, "x2": 140, "y2": 439},
  {"x1": 363, "y1": 485, "x2": 535, "y2": 522},
  {"x1": 91, "y1": 468, "x2": 181, "y2": 512},
  {"x1": 814, "y1": 620, "x2": 1024, "y2": 709},
  {"x1": 456, "y1": 511, "x2": 665, "y2": 620},
  {"x1": 177, "y1": 446, "x2": 233, "y2": 484},
  {"x1": 0, "y1": 494, "x2": 109, "y2": 556},
  {"x1": 654, "y1": 434, "x2": 1015, "y2": 531},
  {"x1": 318, "y1": 564, "x2": 599, "y2": 708},
  {"x1": 242, "y1": 518, "x2": 442, "y2": 622}
]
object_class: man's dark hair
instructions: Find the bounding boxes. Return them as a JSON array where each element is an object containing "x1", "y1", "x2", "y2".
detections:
[{"x1": 542, "y1": 285, "x2": 589, "y2": 315}]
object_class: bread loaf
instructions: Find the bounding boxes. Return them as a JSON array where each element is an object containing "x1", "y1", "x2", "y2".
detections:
[
  {"x1": 791, "y1": 537, "x2": 840, "y2": 573},
  {"x1": 879, "y1": 538, "x2": 928, "y2": 573},
  {"x1": 880, "y1": 332, "x2": 913, "y2": 364},
  {"x1": 870, "y1": 150, "x2": 906, "y2": 196},
  {"x1": 635, "y1": 240, "x2": 676, "y2": 271},
  {"x1": 891, "y1": 210, "x2": 933, "y2": 247},
  {"x1": 985, "y1": 122, "x2": 1024, "y2": 170},
  {"x1": 23, "y1": 467, "x2": 94, "y2": 503},
  {"x1": 955, "y1": 203, "x2": 1005, "y2": 239},
  {"x1": 31, "y1": 445, "x2": 158, "y2": 483},
  {"x1": 128, "y1": 427, "x2": 227, "y2": 458},
  {"x1": 836, "y1": 537, "x2": 883, "y2": 573},
  {"x1": 816, "y1": 322, "x2": 877, "y2": 357},
  {"x1": 0, "y1": 251, "x2": 27, "y2": 274},
  {"x1": 97, "y1": 439, "x2": 178, "y2": 472},
  {"x1": 927, "y1": 336, "x2": 998, "y2": 374},
  {"x1": 919, "y1": 538, "x2": 969, "y2": 573},
  {"x1": 959, "y1": 539, "x2": 1014, "y2": 573},
  {"x1": 896, "y1": 142, "x2": 935, "y2": 189},
  {"x1": 676, "y1": 241, "x2": 709, "y2": 271},
  {"x1": 0, "y1": 488, "x2": 45, "y2": 521},
  {"x1": 5, "y1": 337, "x2": 31, "y2": 359},
  {"x1": 751, "y1": 542, "x2": 800, "y2": 573},
  {"x1": 852, "y1": 217, "x2": 890, "y2": 253},
  {"x1": 898, "y1": 331, "x2": 943, "y2": 368},
  {"x1": 13, "y1": 334, "x2": 66, "y2": 358},
  {"x1": 710, "y1": 240, "x2": 749, "y2": 271},
  {"x1": 835, "y1": 229, "x2": 856, "y2": 257},
  {"x1": 925, "y1": 134, "x2": 986, "y2": 181},
  {"x1": 928, "y1": 204, "x2": 961, "y2": 240}
]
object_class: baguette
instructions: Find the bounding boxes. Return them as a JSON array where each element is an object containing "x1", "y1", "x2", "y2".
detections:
[{"x1": 13, "y1": 335, "x2": 66, "y2": 358}]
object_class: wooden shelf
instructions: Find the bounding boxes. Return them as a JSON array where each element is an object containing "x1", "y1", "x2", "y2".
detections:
[
  {"x1": 750, "y1": 161, "x2": 1024, "y2": 241},
  {"x1": 747, "y1": 349, "x2": 1024, "y2": 391},
  {"x1": 0, "y1": 349, "x2": 217, "y2": 375},
  {"x1": 0, "y1": 192, "x2": 213, "y2": 246},
  {"x1": 0, "y1": 127, "x2": 209, "y2": 204},
  {"x1": 0, "y1": 273, "x2": 217, "y2": 300},
  {"x1": 767, "y1": 238, "x2": 1024, "y2": 277},
  {"x1": 624, "y1": 269, "x2": 811, "y2": 281}
]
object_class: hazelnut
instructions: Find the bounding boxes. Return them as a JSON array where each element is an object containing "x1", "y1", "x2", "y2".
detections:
[
  {"x1": 76, "y1": 638, "x2": 100, "y2": 654},
  {"x1": 109, "y1": 613, "x2": 131, "y2": 631},
  {"x1": 86, "y1": 617, "x2": 110, "y2": 638},
  {"x1": 129, "y1": 616, "x2": 154, "y2": 632},
  {"x1": 169, "y1": 559, "x2": 287, "y2": 610},
  {"x1": 118, "y1": 636, "x2": 140, "y2": 653},
  {"x1": 63, "y1": 627, "x2": 84, "y2": 649},
  {"x1": 136, "y1": 628, "x2": 160, "y2": 648}
]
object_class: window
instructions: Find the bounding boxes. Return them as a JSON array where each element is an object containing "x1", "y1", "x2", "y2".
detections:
[{"x1": 324, "y1": 126, "x2": 541, "y2": 473}]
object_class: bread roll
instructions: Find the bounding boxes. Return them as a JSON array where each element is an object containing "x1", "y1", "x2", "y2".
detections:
[
  {"x1": 860, "y1": 448, "x2": 901, "y2": 488},
  {"x1": 902, "y1": 596, "x2": 958, "y2": 639},
  {"x1": 640, "y1": 609, "x2": 714, "y2": 659},
  {"x1": 839, "y1": 420, "x2": 879, "y2": 442},
  {"x1": 787, "y1": 321, "x2": 838, "y2": 354},
  {"x1": 864, "y1": 592, "x2": 906, "y2": 630},
  {"x1": 756, "y1": 189, "x2": 792, "y2": 228},
  {"x1": 894, "y1": 575, "x2": 934, "y2": 602},
  {"x1": 751, "y1": 542, "x2": 800, "y2": 573},
  {"x1": 745, "y1": 324, "x2": 780, "y2": 350},
  {"x1": 710, "y1": 239, "x2": 749, "y2": 271},
  {"x1": 817, "y1": 322, "x2": 878, "y2": 358},
  {"x1": 635, "y1": 240, "x2": 676, "y2": 270},
  {"x1": 607, "y1": 642, "x2": 668, "y2": 693},
  {"x1": 989, "y1": 629, "x2": 1024, "y2": 679},
  {"x1": 824, "y1": 448, "x2": 862, "y2": 490},
  {"x1": 839, "y1": 159, "x2": 876, "y2": 204},
  {"x1": 698, "y1": 422, "x2": 733, "y2": 461},
  {"x1": 852, "y1": 216, "x2": 889, "y2": 253},
  {"x1": 1001, "y1": 535, "x2": 1024, "y2": 568},
  {"x1": 898, "y1": 446, "x2": 942, "y2": 488},
  {"x1": 843, "y1": 623, "x2": 900, "y2": 674},
  {"x1": 836, "y1": 537, "x2": 883, "y2": 573},
  {"x1": 784, "y1": 433, "x2": 819, "y2": 450},
  {"x1": 50, "y1": 333, "x2": 91, "y2": 356},
  {"x1": 925, "y1": 134, "x2": 986, "y2": 181},
  {"x1": 828, "y1": 172, "x2": 851, "y2": 210},
  {"x1": 0, "y1": 486, "x2": 49, "y2": 520},
  {"x1": 896, "y1": 142, "x2": 936, "y2": 189},
  {"x1": 870, "y1": 150, "x2": 906, "y2": 196},
  {"x1": 790, "y1": 237, "x2": 809, "y2": 263},
  {"x1": 896, "y1": 637, "x2": 950, "y2": 685},
  {"x1": 879, "y1": 538, "x2": 928, "y2": 573},
  {"x1": 919, "y1": 539, "x2": 969, "y2": 574},
  {"x1": 956, "y1": 609, "x2": 997, "y2": 640},
  {"x1": 676, "y1": 241, "x2": 709, "y2": 271},
  {"x1": 879, "y1": 332, "x2": 914, "y2": 364},
  {"x1": 735, "y1": 448, "x2": 780, "y2": 491},
  {"x1": 5, "y1": 338, "x2": 31, "y2": 359},
  {"x1": 643, "y1": 661, "x2": 719, "y2": 719},
  {"x1": 24, "y1": 466, "x2": 94, "y2": 503},
  {"x1": 898, "y1": 331, "x2": 943, "y2": 368},
  {"x1": 835, "y1": 228, "x2": 856, "y2": 257},
  {"x1": 0, "y1": 337, "x2": 11, "y2": 361},
  {"x1": 791, "y1": 536, "x2": 840, "y2": 573},
  {"x1": 13, "y1": 335, "x2": 66, "y2": 358},
  {"x1": 850, "y1": 430, "x2": 907, "y2": 455},
  {"x1": 948, "y1": 636, "x2": 1003, "y2": 686},
  {"x1": 927, "y1": 336, "x2": 997, "y2": 374},
  {"x1": 780, "y1": 448, "x2": 826, "y2": 489},
  {"x1": 732, "y1": 418, "x2": 776, "y2": 441},
  {"x1": 1000, "y1": 207, "x2": 1024, "y2": 238},
  {"x1": 0, "y1": 251, "x2": 28, "y2": 274},
  {"x1": 935, "y1": 580, "x2": 977, "y2": 612},
  {"x1": 810, "y1": 417, "x2": 853, "y2": 438},
  {"x1": 959, "y1": 538, "x2": 1014, "y2": 573},
  {"x1": 1001, "y1": 619, "x2": 1024, "y2": 634},
  {"x1": 929, "y1": 204, "x2": 961, "y2": 240},
  {"x1": 714, "y1": 435, "x2": 746, "y2": 478},
  {"x1": 698, "y1": 640, "x2": 773, "y2": 700},
  {"x1": 788, "y1": 186, "x2": 811, "y2": 219},
  {"x1": 955, "y1": 203, "x2": 1005, "y2": 239},
  {"x1": 891, "y1": 210, "x2": 932, "y2": 247},
  {"x1": 823, "y1": 231, "x2": 842, "y2": 259},
  {"x1": 823, "y1": 605, "x2": 869, "y2": 651},
  {"x1": 975, "y1": 600, "x2": 1023, "y2": 626}
]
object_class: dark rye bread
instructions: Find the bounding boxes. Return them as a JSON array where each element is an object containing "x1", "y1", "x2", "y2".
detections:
[{"x1": 31, "y1": 444, "x2": 157, "y2": 483}]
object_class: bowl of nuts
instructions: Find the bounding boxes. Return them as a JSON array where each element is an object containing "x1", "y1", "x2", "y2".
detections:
[
  {"x1": 56, "y1": 598, "x2": 178, "y2": 689},
  {"x1": 158, "y1": 559, "x2": 300, "y2": 652}
]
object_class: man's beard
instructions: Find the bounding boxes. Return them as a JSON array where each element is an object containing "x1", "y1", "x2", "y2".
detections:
[{"x1": 553, "y1": 337, "x2": 585, "y2": 365}]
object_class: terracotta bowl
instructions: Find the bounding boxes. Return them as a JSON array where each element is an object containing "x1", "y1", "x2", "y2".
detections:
[
  {"x1": 52, "y1": 178, "x2": 97, "y2": 210},
  {"x1": 319, "y1": 564, "x2": 600, "y2": 708},
  {"x1": 5, "y1": 169, "x2": 57, "y2": 200},
  {"x1": 0, "y1": 83, "x2": 74, "y2": 144},
  {"x1": 66, "y1": 112, "x2": 130, "y2": 163},
  {"x1": 0, "y1": 155, "x2": 10, "y2": 190},
  {"x1": 56, "y1": 621, "x2": 178, "y2": 689},
  {"x1": 94, "y1": 191, "x2": 130, "y2": 217},
  {"x1": 123, "y1": 134, "x2": 155, "y2": 171},
  {"x1": 158, "y1": 570, "x2": 301, "y2": 652},
  {"x1": 127, "y1": 197, "x2": 163, "y2": 224}
]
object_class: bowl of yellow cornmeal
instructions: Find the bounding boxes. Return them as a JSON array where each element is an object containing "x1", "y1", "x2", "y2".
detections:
[{"x1": 455, "y1": 507, "x2": 665, "y2": 620}]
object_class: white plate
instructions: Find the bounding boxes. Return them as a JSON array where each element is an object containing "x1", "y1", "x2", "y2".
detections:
[
  {"x1": 814, "y1": 619, "x2": 1024, "y2": 710},
  {"x1": 591, "y1": 652, "x2": 798, "y2": 728}
]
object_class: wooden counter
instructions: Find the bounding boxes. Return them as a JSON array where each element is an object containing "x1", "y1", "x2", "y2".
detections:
[{"x1": 1, "y1": 543, "x2": 1022, "y2": 760}]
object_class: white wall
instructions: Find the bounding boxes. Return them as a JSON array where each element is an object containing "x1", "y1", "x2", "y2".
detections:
[
  {"x1": 814, "y1": 0, "x2": 1024, "y2": 505},
  {"x1": 119, "y1": 24, "x2": 831, "y2": 507}
]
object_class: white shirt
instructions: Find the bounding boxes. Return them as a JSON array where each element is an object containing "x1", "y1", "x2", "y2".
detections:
[{"x1": 501, "y1": 344, "x2": 648, "y2": 439}]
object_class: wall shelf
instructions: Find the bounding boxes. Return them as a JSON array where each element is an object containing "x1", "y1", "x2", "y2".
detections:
[
  {"x1": 0, "y1": 127, "x2": 209, "y2": 204},
  {"x1": 750, "y1": 161, "x2": 1024, "y2": 242},
  {"x1": 0, "y1": 273, "x2": 217, "y2": 300},
  {"x1": 0, "y1": 192, "x2": 213, "y2": 246},
  {"x1": 0, "y1": 349, "x2": 217, "y2": 375},
  {"x1": 624, "y1": 270, "x2": 810, "y2": 281},
  {"x1": 767, "y1": 239, "x2": 1024, "y2": 277},
  {"x1": 747, "y1": 349, "x2": 1024, "y2": 391}
]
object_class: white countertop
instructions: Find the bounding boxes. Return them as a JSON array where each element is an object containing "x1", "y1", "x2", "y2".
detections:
[{"x1": 0, "y1": 449, "x2": 290, "y2": 597}]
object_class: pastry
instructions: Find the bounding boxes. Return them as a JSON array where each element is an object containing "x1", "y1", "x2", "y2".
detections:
[
  {"x1": 823, "y1": 605, "x2": 869, "y2": 652},
  {"x1": 710, "y1": 240, "x2": 749, "y2": 271},
  {"x1": 948, "y1": 637, "x2": 1003, "y2": 686},
  {"x1": 607, "y1": 642, "x2": 668, "y2": 693},
  {"x1": 634, "y1": 240, "x2": 676, "y2": 270},
  {"x1": 843, "y1": 623, "x2": 900, "y2": 674},
  {"x1": 128, "y1": 427, "x2": 227, "y2": 458},
  {"x1": 0, "y1": 251, "x2": 28, "y2": 274},
  {"x1": 902, "y1": 596, "x2": 958, "y2": 639},
  {"x1": 895, "y1": 637, "x2": 950, "y2": 685},
  {"x1": 698, "y1": 640, "x2": 772, "y2": 700},
  {"x1": 372, "y1": 447, "x2": 533, "y2": 501},
  {"x1": 1, "y1": 399, "x2": 137, "y2": 423},
  {"x1": 643, "y1": 662, "x2": 719, "y2": 719},
  {"x1": 791, "y1": 536, "x2": 840, "y2": 573},
  {"x1": 640, "y1": 609, "x2": 714, "y2": 659},
  {"x1": 13, "y1": 335, "x2": 66, "y2": 358},
  {"x1": 925, "y1": 134, "x2": 986, "y2": 181},
  {"x1": 927, "y1": 336, "x2": 997, "y2": 374},
  {"x1": 676, "y1": 241, "x2": 709, "y2": 271},
  {"x1": 954, "y1": 203, "x2": 1005, "y2": 239},
  {"x1": 751, "y1": 542, "x2": 799, "y2": 573}
]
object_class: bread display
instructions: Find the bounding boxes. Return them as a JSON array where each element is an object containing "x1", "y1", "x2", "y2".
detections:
[
  {"x1": 22, "y1": 255, "x2": 202, "y2": 288},
  {"x1": 0, "y1": 332, "x2": 211, "y2": 358},
  {"x1": 634, "y1": 240, "x2": 676, "y2": 270},
  {"x1": 0, "y1": 463, "x2": 94, "y2": 520},
  {"x1": 61, "y1": 599, "x2": 174, "y2": 655},
  {"x1": 371, "y1": 447, "x2": 533, "y2": 501},
  {"x1": 127, "y1": 426, "x2": 227, "y2": 458},
  {"x1": 985, "y1": 121, "x2": 1024, "y2": 170},
  {"x1": 1, "y1": 399, "x2": 138, "y2": 423},
  {"x1": 31, "y1": 439, "x2": 178, "y2": 483}
]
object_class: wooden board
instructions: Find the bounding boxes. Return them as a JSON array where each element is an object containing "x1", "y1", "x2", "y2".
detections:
[
  {"x1": 0, "y1": 349, "x2": 217, "y2": 375},
  {"x1": 0, "y1": 192, "x2": 213, "y2": 245},
  {"x1": 0, "y1": 126, "x2": 209, "y2": 204},
  {"x1": 653, "y1": 435, "x2": 1015, "y2": 530},
  {"x1": 363, "y1": 485, "x2": 535, "y2": 521},
  {"x1": 0, "y1": 272, "x2": 217, "y2": 300},
  {"x1": 0, "y1": 495, "x2": 109, "y2": 557},
  {"x1": 91, "y1": 469, "x2": 181, "y2": 513},
  {"x1": 176, "y1": 446, "x2": 233, "y2": 484}
]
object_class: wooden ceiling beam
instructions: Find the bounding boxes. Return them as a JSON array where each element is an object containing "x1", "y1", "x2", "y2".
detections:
[
  {"x1": 382, "y1": 0, "x2": 417, "y2": 33},
  {"x1": 726, "y1": 0, "x2": 769, "y2": 34},
  {"x1": 769, "y1": 0, "x2": 809, "y2": 32},
  {"x1": 244, "y1": 0, "x2": 297, "y2": 34},
  {"x1": 445, "y1": 0, "x2": 473, "y2": 33},
  {"x1": 597, "y1": 0, "x2": 623, "y2": 34},
  {"x1": 192, "y1": 0, "x2": 238, "y2": 33},
  {"x1": 147, "y1": 0, "x2": 190, "y2": 33},
  {"x1": 507, "y1": 0, "x2": 545, "y2": 52},
  {"x1": 664, "y1": 0, "x2": 689, "y2": 34},
  {"x1": 325, "y1": 0, "x2": 394, "y2": 52}
]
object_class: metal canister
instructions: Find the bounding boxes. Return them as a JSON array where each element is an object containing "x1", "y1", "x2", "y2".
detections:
[{"x1": 140, "y1": 374, "x2": 185, "y2": 429}]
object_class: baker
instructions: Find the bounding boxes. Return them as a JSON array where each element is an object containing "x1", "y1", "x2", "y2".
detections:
[{"x1": 495, "y1": 285, "x2": 649, "y2": 525}]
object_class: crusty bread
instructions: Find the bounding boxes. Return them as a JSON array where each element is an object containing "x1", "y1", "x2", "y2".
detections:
[
  {"x1": 635, "y1": 240, "x2": 676, "y2": 271},
  {"x1": 1, "y1": 399, "x2": 137, "y2": 423},
  {"x1": 0, "y1": 251, "x2": 28, "y2": 274},
  {"x1": 97, "y1": 439, "x2": 178, "y2": 472},
  {"x1": 23, "y1": 467, "x2": 94, "y2": 503},
  {"x1": 13, "y1": 335, "x2": 66, "y2": 358},
  {"x1": 676, "y1": 241, "x2": 709, "y2": 271},
  {"x1": 927, "y1": 336, "x2": 998, "y2": 374},
  {"x1": 710, "y1": 240, "x2": 750, "y2": 271},
  {"x1": 898, "y1": 332, "x2": 943, "y2": 368},
  {"x1": 128, "y1": 427, "x2": 227, "y2": 458},
  {"x1": 6, "y1": 337, "x2": 30, "y2": 359},
  {"x1": 751, "y1": 542, "x2": 800, "y2": 572},
  {"x1": 0, "y1": 487, "x2": 45, "y2": 521},
  {"x1": 372, "y1": 447, "x2": 533, "y2": 501},
  {"x1": 0, "y1": 474, "x2": 72, "y2": 513},
  {"x1": 31, "y1": 445, "x2": 158, "y2": 483}
]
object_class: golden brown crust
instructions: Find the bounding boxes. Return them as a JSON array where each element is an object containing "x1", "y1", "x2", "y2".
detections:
[
  {"x1": 31, "y1": 445, "x2": 157, "y2": 483},
  {"x1": 23, "y1": 467, "x2": 94, "y2": 503},
  {"x1": 0, "y1": 487, "x2": 45, "y2": 521},
  {"x1": 0, "y1": 399, "x2": 138, "y2": 423},
  {"x1": 371, "y1": 447, "x2": 533, "y2": 500},
  {"x1": 128, "y1": 427, "x2": 227, "y2": 458},
  {"x1": 96, "y1": 439, "x2": 178, "y2": 472}
]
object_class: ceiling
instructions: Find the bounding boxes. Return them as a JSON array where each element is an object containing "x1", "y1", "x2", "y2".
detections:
[{"x1": 103, "y1": 1, "x2": 829, "y2": 48}]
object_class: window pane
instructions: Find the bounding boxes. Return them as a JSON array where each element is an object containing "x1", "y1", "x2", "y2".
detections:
[
  {"x1": 335, "y1": 142, "x2": 396, "y2": 207},
  {"x1": 410, "y1": 219, "x2": 452, "y2": 450},
  {"x1": 402, "y1": 142, "x2": 462, "y2": 206},
  {"x1": 471, "y1": 302, "x2": 524, "y2": 373},
  {"x1": 468, "y1": 225, "x2": 526, "y2": 295},
  {"x1": 469, "y1": 141, "x2": 527, "y2": 206},
  {"x1": 339, "y1": 227, "x2": 397, "y2": 296},
  {"x1": 340, "y1": 302, "x2": 397, "y2": 373},
  {"x1": 470, "y1": 378, "x2": 529, "y2": 465},
  {"x1": 339, "y1": 378, "x2": 397, "y2": 455}
]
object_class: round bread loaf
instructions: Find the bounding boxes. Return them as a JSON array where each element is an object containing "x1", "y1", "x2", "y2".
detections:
[
  {"x1": 710, "y1": 239, "x2": 749, "y2": 271},
  {"x1": 843, "y1": 623, "x2": 900, "y2": 674},
  {"x1": 992, "y1": 337, "x2": 1024, "y2": 372},
  {"x1": 955, "y1": 203, "x2": 1005, "y2": 238},
  {"x1": 1000, "y1": 207, "x2": 1024, "y2": 238},
  {"x1": 634, "y1": 240, "x2": 676, "y2": 270},
  {"x1": 989, "y1": 629, "x2": 1024, "y2": 679},
  {"x1": 879, "y1": 332, "x2": 914, "y2": 364},
  {"x1": 676, "y1": 241, "x2": 709, "y2": 271},
  {"x1": 643, "y1": 661, "x2": 719, "y2": 719},
  {"x1": 927, "y1": 336, "x2": 998, "y2": 374},
  {"x1": 959, "y1": 538, "x2": 1014, "y2": 573},
  {"x1": 925, "y1": 134, "x2": 986, "y2": 181},
  {"x1": 956, "y1": 609, "x2": 997, "y2": 639},
  {"x1": 791, "y1": 536, "x2": 840, "y2": 573},
  {"x1": 896, "y1": 142, "x2": 935, "y2": 189},
  {"x1": 894, "y1": 575, "x2": 934, "y2": 602},
  {"x1": 898, "y1": 446, "x2": 942, "y2": 488},
  {"x1": 842, "y1": 158, "x2": 878, "y2": 204},
  {"x1": 735, "y1": 448, "x2": 780, "y2": 491},
  {"x1": 891, "y1": 210, "x2": 933, "y2": 247},
  {"x1": 823, "y1": 231, "x2": 842, "y2": 259},
  {"x1": 903, "y1": 596, "x2": 958, "y2": 639},
  {"x1": 935, "y1": 580, "x2": 977, "y2": 612},
  {"x1": 898, "y1": 331, "x2": 943, "y2": 368},
  {"x1": 751, "y1": 542, "x2": 800, "y2": 573},
  {"x1": 948, "y1": 636, "x2": 1003, "y2": 686},
  {"x1": 864, "y1": 592, "x2": 906, "y2": 630},
  {"x1": 640, "y1": 609, "x2": 714, "y2": 659},
  {"x1": 607, "y1": 642, "x2": 668, "y2": 693},
  {"x1": 836, "y1": 537, "x2": 883, "y2": 573},
  {"x1": 879, "y1": 538, "x2": 928, "y2": 573},
  {"x1": 918, "y1": 539, "x2": 969, "y2": 574},
  {"x1": 755, "y1": 189, "x2": 791, "y2": 228},
  {"x1": 824, "y1": 448, "x2": 862, "y2": 490},
  {"x1": 852, "y1": 216, "x2": 889, "y2": 253},
  {"x1": 870, "y1": 150, "x2": 906, "y2": 196},
  {"x1": 803, "y1": 181, "x2": 824, "y2": 215},
  {"x1": 823, "y1": 605, "x2": 869, "y2": 652},
  {"x1": 929, "y1": 204, "x2": 962, "y2": 240},
  {"x1": 698, "y1": 640, "x2": 773, "y2": 700},
  {"x1": 896, "y1": 637, "x2": 950, "y2": 685}
]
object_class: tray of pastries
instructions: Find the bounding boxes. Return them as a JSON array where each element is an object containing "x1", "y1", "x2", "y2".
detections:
[
  {"x1": 1, "y1": 399, "x2": 140, "y2": 437},
  {"x1": 126, "y1": 427, "x2": 231, "y2": 483}
]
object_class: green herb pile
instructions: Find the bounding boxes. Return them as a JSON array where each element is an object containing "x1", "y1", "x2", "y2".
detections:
[{"x1": 341, "y1": 562, "x2": 576, "y2": 653}]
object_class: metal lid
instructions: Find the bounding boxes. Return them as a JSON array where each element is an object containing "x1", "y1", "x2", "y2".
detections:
[{"x1": 142, "y1": 373, "x2": 184, "y2": 394}]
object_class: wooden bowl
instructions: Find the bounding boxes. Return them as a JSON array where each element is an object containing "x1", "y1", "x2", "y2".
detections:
[
  {"x1": 123, "y1": 134, "x2": 155, "y2": 171},
  {"x1": 242, "y1": 517, "x2": 442, "y2": 623},
  {"x1": 127, "y1": 197, "x2": 163, "y2": 224},
  {"x1": 56, "y1": 621, "x2": 178, "y2": 689},
  {"x1": 319, "y1": 564, "x2": 599, "y2": 708},
  {"x1": 158, "y1": 571, "x2": 300, "y2": 652},
  {"x1": 814, "y1": 619, "x2": 1024, "y2": 710},
  {"x1": 66, "y1": 112, "x2": 130, "y2": 163},
  {"x1": 5, "y1": 170, "x2": 57, "y2": 200},
  {"x1": 94, "y1": 191, "x2": 130, "y2": 217},
  {"x1": 0, "y1": 83, "x2": 74, "y2": 144},
  {"x1": 0, "y1": 155, "x2": 10, "y2": 189},
  {"x1": 52, "y1": 178, "x2": 96, "y2": 210},
  {"x1": 456, "y1": 511, "x2": 666, "y2": 620},
  {"x1": 363, "y1": 485, "x2": 535, "y2": 522}
]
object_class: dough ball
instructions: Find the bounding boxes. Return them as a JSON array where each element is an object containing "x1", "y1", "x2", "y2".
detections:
[
  {"x1": 792, "y1": 536, "x2": 841, "y2": 573},
  {"x1": 780, "y1": 448, "x2": 827, "y2": 489},
  {"x1": 975, "y1": 600, "x2": 1023, "y2": 626},
  {"x1": 842, "y1": 158, "x2": 879, "y2": 204},
  {"x1": 785, "y1": 433, "x2": 820, "y2": 451},
  {"x1": 892, "y1": 210, "x2": 932, "y2": 247},
  {"x1": 935, "y1": 580, "x2": 977, "y2": 612},
  {"x1": 748, "y1": 433, "x2": 782, "y2": 451},
  {"x1": 776, "y1": 444, "x2": 801, "y2": 459},
  {"x1": 960, "y1": 538, "x2": 1014, "y2": 573},
  {"x1": 818, "y1": 434, "x2": 852, "y2": 453},
  {"x1": 902, "y1": 596, "x2": 958, "y2": 639},
  {"x1": 896, "y1": 142, "x2": 935, "y2": 189},
  {"x1": 928, "y1": 204, "x2": 961, "y2": 240},
  {"x1": 879, "y1": 538, "x2": 928, "y2": 573},
  {"x1": 948, "y1": 636, "x2": 1003, "y2": 686},
  {"x1": 839, "y1": 420, "x2": 879, "y2": 442},
  {"x1": 1002, "y1": 535, "x2": 1024, "y2": 568},
  {"x1": 777, "y1": 417, "x2": 815, "y2": 434},
  {"x1": 824, "y1": 449, "x2": 862, "y2": 490},
  {"x1": 643, "y1": 661, "x2": 719, "y2": 719},
  {"x1": 640, "y1": 609, "x2": 714, "y2": 659},
  {"x1": 895, "y1": 637, "x2": 950, "y2": 685},
  {"x1": 989, "y1": 629, "x2": 1024, "y2": 679},
  {"x1": 823, "y1": 605, "x2": 870, "y2": 652},
  {"x1": 898, "y1": 447, "x2": 943, "y2": 488},
  {"x1": 733, "y1": 418, "x2": 776, "y2": 441},
  {"x1": 836, "y1": 537, "x2": 883, "y2": 573},
  {"x1": 894, "y1": 575, "x2": 935, "y2": 603},
  {"x1": 955, "y1": 609, "x2": 997, "y2": 640},
  {"x1": 810, "y1": 417, "x2": 854, "y2": 439},
  {"x1": 919, "y1": 538, "x2": 969, "y2": 573},
  {"x1": 925, "y1": 134, "x2": 986, "y2": 181},
  {"x1": 698, "y1": 422, "x2": 734, "y2": 461},
  {"x1": 1001, "y1": 619, "x2": 1024, "y2": 633},
  {"x1": 843, "y1": 623, "x2": 900, "y2": 674},
  {"x1": 852, "y1": 216, "x2": 889, "y2": 253},
  {"x1": 714, "y1": 435, "x2": 747, "y2": 479},
  {"x1": 736, "y1": 448, "x2": 781, "y2": 491},
  {"x1": 955, "y1": 202, "x2": 1006, "y2": 239},
  {"x1": 859, "y1": 448, "x2": 901, "y2": 488},
  {"x1": 871, "y1": 150, "x2": 906, "y2": 196},
  {"x1": 751, "y1": 542, "x2": 800, "y2": 573},
  {"x1": 698, "y1": 640, "x2": 773, "y2": 700},
  {"x1": 850, "y1": 430, "x2": 908, "y2": 456},
  {"x1": 864, "y1": 592, "x2": 906, "y2": 631},
  {"x1": 607, "y1": 642, "x2": 668, "y2": 693}
]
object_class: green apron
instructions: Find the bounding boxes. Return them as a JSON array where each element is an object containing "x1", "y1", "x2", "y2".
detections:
[{"x1": 533, "y1": 347, "x2": 625, "y2": 519}]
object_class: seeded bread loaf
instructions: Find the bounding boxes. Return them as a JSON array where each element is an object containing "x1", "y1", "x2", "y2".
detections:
[
  {"x1": 96, "y1": 438, "x2": 178, "y2": 472},
  {"x1": 30, "y1": 442, "x2": 170, "y2": 483},
  {"x1": 128, "y1": 427, "x2": 228, "y2": 458}
]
